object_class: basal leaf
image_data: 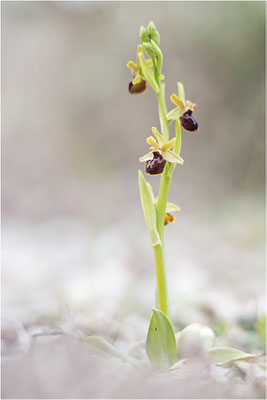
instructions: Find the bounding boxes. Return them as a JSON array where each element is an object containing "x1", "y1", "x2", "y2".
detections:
[
  {"x1": 85, "y1": 336, "x2": 142, "y2": 369},
  {"x1": 209, "y1": 346, "x2": 256, "y2": 365},
  {"x1": 146, "y1": 308, "x2": 177, "y2": 371}
]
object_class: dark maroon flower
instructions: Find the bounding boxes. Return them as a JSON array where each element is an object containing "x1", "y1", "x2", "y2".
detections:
[
  {"x1": 180, "y1": 110, "x2": 198, "y2": 132},
  {"x1": 128, "y1": 79, "x2": 147, "y2": 94},
  {"x1": 145, "y1": 152, "x2": 166, "y2": 175}
]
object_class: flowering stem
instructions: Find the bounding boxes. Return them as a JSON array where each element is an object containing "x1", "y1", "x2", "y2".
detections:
[
  {"x1": 152, "y1": 73, "x2": 172, "y2": 318},
  {"x1": 157, "y1": 87, "x2": 169, "y2": 142},
  {"x1": 153, "y1": 242, "x2": 168, "y2": 316}
]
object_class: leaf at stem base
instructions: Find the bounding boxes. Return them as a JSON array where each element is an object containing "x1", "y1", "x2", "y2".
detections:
[{"x1": 146, "y1": 308, "x2": 177, "y2": 372}]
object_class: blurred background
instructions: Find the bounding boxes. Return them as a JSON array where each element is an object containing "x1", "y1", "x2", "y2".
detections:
[{"x1": 2, "y1": 2, "x2": 265, "y2": 395}]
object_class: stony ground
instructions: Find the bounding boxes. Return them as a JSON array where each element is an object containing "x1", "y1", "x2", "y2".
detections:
[{"x1": 2, "y1": 202, "x2": 265, "y2": 399}]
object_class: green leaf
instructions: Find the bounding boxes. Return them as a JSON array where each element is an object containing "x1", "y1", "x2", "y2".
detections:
[
  {"x1": 138, "y1": 53, "x2": 159, "y2": 93},
  {"x1": 209, "y1": 346, "x2": 256, "y2": 365},
  {"x1": 176, "y1": 323, "x2": 215, "y2": 358},
  {"x1": 138, "y1": 170, "x2": 161, "y2": 247},
  {"x1": 85, "y1": 336, "x2": 142, "y2": 369},
  {"x1": 146, "y1": 308, "x2": 177, "y2": 371},
  {"x1": 146, "y1": 182, "x2": 155, "y2": 200},
  {"x1": 139, "y1": 151, "x2": 153, "y2": 162},
  {"x1": 166, "y1": 107, "x2": 183, "y2": 121}
]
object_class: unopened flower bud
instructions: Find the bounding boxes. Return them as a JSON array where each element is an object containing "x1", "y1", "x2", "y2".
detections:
[
  {"x1": 143, "y1": 42, "x2": 157, "y2": 58},
  {"x1": 147, "y1": 21, "x2": 160, "y2": 45},
  {"x1": 139, "y1": 26, "x2": 150, "y2": 43}
]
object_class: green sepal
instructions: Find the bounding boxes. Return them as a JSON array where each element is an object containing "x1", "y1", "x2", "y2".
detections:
[
  {"x1": 138, "y1": 170, "x2": 161, "y2": 247},
  {"x1": 146, "y1": 308, "x2": 177, "y2": 372},
  {"x1": 177, "y1": 82, "x2": 185, "y2": 102},
  {"x1": 166, "y1": 108, "x2": 183, "y2": 121},
  {"x1": 208, "y1": 346, "x2": 256, "y2": 365},
  {"x1": 166, "y1": 202, "x2": 180, "y2": 213},
  {"x1": 164, "y1": 150, "x2": 183, "y2": 164},
  {"x1": 139, "y1": 151, "x2": 153, "y2": 162},
  {"x1": 138, "y1": 53, "x2": 159, "y2": 93}
]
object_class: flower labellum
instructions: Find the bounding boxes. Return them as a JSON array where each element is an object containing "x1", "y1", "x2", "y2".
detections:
[
  {"x1": 145, "y1": 151, "x2": 166, "y2": 175},
  {"x1": 180, "y1": 110, "x2": 198, "y2": 132},
  {"x1": 128, "y1": 79, "x2": 147, "y2": 94},
  {"x1": 164, "y1": 213, "x2": 175, "y2": 226}
]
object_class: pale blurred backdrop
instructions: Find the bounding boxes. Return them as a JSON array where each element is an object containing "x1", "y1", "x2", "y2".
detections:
[{"x1": 2, "y1": 1, "x2": 265, "y2": 341}]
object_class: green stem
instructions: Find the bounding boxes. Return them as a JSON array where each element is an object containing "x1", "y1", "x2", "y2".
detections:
[
  {"x1": 157, "y1": 87, "x2": 169, "y2": 141},
  {"x1": 152, "y1": 67, "x2": 172, "y2": 318},
  {"x1": 153, "y1": 244, "x2": 168, "y2": 316},
  {"x1": 156, "y1": 168, "x2": 171, "y2": 239}
]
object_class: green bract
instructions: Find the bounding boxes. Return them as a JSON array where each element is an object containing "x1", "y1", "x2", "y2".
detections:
[
  {"x1": 138, "y1": 52, "x2": 159, "y2": 93},
  {"x1": 138, "y1": 170, "x2": 161, "y2": 247}
]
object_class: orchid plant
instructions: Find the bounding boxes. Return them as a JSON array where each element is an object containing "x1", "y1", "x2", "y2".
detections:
[
  {"x1": 127, "y1": 23, "x2": 199, "y2": 320},
  {"x1": 85, "y1": 22, "x2": 257, "y2": 373}
]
